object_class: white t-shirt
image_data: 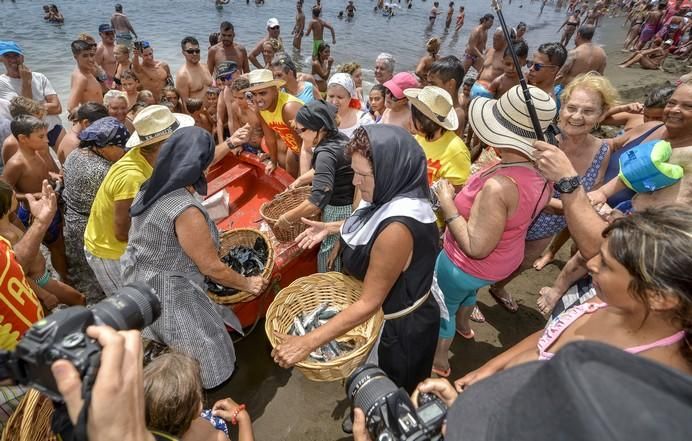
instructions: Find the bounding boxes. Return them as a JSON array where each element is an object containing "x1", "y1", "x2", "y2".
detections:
[{"x1": 0, "y1": 72, "x2": 62, "y2": 131}]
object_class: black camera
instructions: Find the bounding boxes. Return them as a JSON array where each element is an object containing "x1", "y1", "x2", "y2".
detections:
[
  {"x1": 133, "y1": 40, "x2": 144, "y2": 52},
  {"x1": 0, "y1": 283, "x2": 160, "y2": 401},
  {"x1": 346, "y1": 364, "x2": 447, "y2": 441}
]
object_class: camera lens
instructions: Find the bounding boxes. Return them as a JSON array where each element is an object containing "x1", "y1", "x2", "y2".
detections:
[
  {"x1": 346, "y1": 364, "x2": 398, "y2": 416},
  {"x1": 90, "y1": 282, "x2": 161, "y2": 331}
]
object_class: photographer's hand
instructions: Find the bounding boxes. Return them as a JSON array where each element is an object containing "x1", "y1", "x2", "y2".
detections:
[
  {"x1": 411, "y1": 378, "x2": 459, "y2": 408},
  {"x1": 51, "y1": 327, "x2": 154, "y2": 441},
  {"x1": 353, "y1": 408, "x2": 374, "y2": 441}
]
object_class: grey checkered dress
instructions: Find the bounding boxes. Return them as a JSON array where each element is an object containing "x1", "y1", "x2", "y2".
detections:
[{"x1": 121, "y1": 188, "x2": 235, "y2": 389}]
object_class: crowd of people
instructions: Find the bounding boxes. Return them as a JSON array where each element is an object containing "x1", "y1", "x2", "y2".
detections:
[{"x1": 1, "y1": 0, "x2": 692, "y2": 440}]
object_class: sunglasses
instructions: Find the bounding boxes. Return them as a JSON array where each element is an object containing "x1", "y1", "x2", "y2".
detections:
[
  {"x1": 218, "y1": 73, "x2": 234, "y2": 82},
  {"x1": 185, "y1": 48, "x2": 201, "y2": 54},
  {"x1": 527, "y1": 60, "x2": 558, "y2": 72},
  {"x1": 385, "y1": 88, "x2": 402, "y2": 102},
  {"x1": 295, "y1": 126, "x2": 310, "y2": 134},
  {"x1": 270, "y1": 26, "x2": 280, "y2": 30}
]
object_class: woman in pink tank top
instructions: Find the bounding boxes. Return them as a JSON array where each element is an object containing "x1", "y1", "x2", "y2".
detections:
[
  {"x1": 455, "y1": 206, "x2": 692, "y2": 390},
  {"x1": 430, "y1": 85, "x2": 554, "y2": 377}
]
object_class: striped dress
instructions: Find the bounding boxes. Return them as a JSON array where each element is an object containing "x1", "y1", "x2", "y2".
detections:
[{"x1": 121, "y1": 188, "x2": 235, "y2": 389}]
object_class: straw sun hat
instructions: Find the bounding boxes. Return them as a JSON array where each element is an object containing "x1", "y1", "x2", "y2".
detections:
[
  {"x1": 243, "y1": 69, "x2": 286, "y2": 92},
  {"x1": 468, "y1": 85, "x2": 556, "y2": 156},
  {"x1": 404, "y1": 86, "x2": 459, "y2": 131},
  {"x1": 125, "y1": 104, "x2": 194, "y2": 149}
]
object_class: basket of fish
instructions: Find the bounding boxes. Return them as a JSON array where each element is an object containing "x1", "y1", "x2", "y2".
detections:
[
  {"x1": 265, "y1": 272, "x2": 384, "y2": 382},
  {"x1": 207, "y1": 228, "x2": 274, "y2": 305},
  {"x1": 260, "y1": 186, "x2": 319, "y2": 243}
]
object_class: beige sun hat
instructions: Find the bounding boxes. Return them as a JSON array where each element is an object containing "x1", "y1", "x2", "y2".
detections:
[
  {"x1": 404, "y1": 85, "x2": 459, "y2": 131},
  {"x1": 468, "y1": 85, "x2": 556, "y2": 156},
  {"x1": 125, "y1": 104, "x2": 194, "y2": 149},
  {"x1": 243, "y1": 69, "x2": 286, "y2": 92}
]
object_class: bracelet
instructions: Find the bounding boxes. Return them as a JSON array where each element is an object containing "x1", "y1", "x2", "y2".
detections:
[
  {"x1": 444, "y1": 214, "x2": 461, "y2": 225},
  {"x1": 230, "y1": 404, "x2": 246, "y2": 425},
  {"x1": 225, "y1": 138, "x2": 236, "y2": 150}
]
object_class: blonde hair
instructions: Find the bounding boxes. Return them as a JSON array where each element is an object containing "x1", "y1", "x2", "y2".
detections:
[
  {"x1": 560, "y1": 71, "x2": 619, "y2": 112},
  {"x1": 115, "y1": 44, "x2": 129, "y2": 56},
  {"x1": 426, "y1": 37, "x2": 441, "y2": 55},
  {"x1": 338, "y1": 62, "x2": 361, "y2": 76},
  {"x1": 143, "y1": 352, "x2": 204, "y2": 437}
]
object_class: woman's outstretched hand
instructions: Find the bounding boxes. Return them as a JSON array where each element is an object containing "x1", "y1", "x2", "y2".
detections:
[{"x1": 295, "y1": 218, "x2": 331, "y2": 249}]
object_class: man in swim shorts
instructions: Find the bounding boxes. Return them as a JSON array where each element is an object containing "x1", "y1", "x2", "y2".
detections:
[
  {"x1": 110, "y1": 4, "x2": 138, "y2": 49},
  {"x1": 463, "y1": 13, "x2": 494, "y2": 73},
  {"x1": 305, "y1": 6, "x2": 336, "y2": 59}
]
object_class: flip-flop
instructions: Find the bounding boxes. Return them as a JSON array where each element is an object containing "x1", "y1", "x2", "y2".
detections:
[
  {"x1": 470, "y1": 305, "x2": 486, "y2": 323},
  {"x1": 489, "y1": 288, "x2": 519, "y2": 313},
  {"x1": 456, "y1": 328, "x2": 475, "y2": 339},
  {"x1": 432, "y1": 366, "x2": 451, "y2": 378}
]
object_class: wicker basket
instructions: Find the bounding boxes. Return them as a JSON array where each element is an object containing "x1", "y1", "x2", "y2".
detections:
[
  {"x1": 260, "y1": 186, "x2": 318, "y2": 242},
  {"x1": 265, "y1": 272, "x2": 384, "y2": 382},
  {"x1": 207, "y1": 228, "x2": 274, "y2": 305},
  {"x1": 1, "y1": 389, "x2": 57, "y2": 441}
]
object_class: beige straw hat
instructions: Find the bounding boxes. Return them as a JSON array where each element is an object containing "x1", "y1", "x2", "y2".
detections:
[
  {"x1": 404, "y1": 86, "x2": 459, "y2": 131},
  {"x1": 468, "y1": 85, "x2": 556, "y2": 156},
  {"x1": 243, "y1": 69, "x2": 286, "y2": 92},
  {"x1": 125, "y1": 104, "x2": 194, "y2": 149}
]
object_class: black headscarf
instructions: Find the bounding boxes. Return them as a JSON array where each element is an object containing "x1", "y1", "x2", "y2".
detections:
[
  {"x1": 294, "y1": 100, "x2": 339, "y2": 136},
  {"x1": 130, "y1": 126, "x2": 215, "y2": 217},
  {"x1": 342, "y1": 124, "x2": 431, "y2": 236}
]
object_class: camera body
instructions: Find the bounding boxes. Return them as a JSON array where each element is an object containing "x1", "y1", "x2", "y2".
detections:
[
  {"x1": 347, "y1": 364, "x2": 447, "y2": 441},
  {"x1": 133, "y1": 40, "x2": 144, "y2": 52},
  {"x1": 1, "y1": 283, "x2": 160, "y2": 401}
]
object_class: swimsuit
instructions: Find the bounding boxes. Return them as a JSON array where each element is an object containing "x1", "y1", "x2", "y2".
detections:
[
  {"x1": 538, "y1": 302, "x2": 686, "y2": 360},
  {"x1": 526, "y1": 141, "x2": 609, "y2": 241},
  {"x1": 470, "y1": 80, "x2": 494, "y2": 99},
  {"x1": 312, "y1": 39, "x2": 324, "y2": 58},
  {"x1": 294, "y1": 81, "x2": 316, "y2": 103},
  {"x1": 17, "y1": 202, "x2": 63, "y2": 244},
  {"x1": 464, "y1": 53, "x2": 479, "y2": 64},
  {"x1": 639, "y1": 22, "x2": 657, "y2": 44}
]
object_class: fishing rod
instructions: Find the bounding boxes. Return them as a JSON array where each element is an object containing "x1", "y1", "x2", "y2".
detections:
[{"x1": 490, "y1": 0, "x2": 546, "y2": 142}]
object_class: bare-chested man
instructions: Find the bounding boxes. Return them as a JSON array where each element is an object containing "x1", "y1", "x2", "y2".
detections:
[
  {"x1": 215, "y1": 61, "x2": 242, "y2": 144},
  {"x1": 132, "y1": 41, "x2": 172, "y2": 102},
  {"x1": 95, "y1": 24, "x2": 117, "y2": 88},
  {"x1": 619, "y1": 38, "x2": 671, "y2": 70},
  {"x1": 292, "y1": 1, "x2": 306, "y2": 50},
  {"x1": 249, "y1": 18, "x2": 284, "y2": 69},
  {"x1": 208, "y1": 21, "x2": 250, "y2": 77},
  {"x1": 305, "y1": 6, "x2": 336, "y2": 60},
  {"x1": 110, "y1": 3, "x2": 138, "y2": 49},
  {"x1": 176, "y1": 36, "x2": 213, "y2": 113},
  {"x1": 477, "y1": 28, "x2": 507, "y2": 84},
  {"x1": 555, "y1": 25, "x2": 606, "y2": 87},
  {"x1": 527, "y1": 42, "x2": 568, "y2": 101},
  {"x1": 462, "y1": 13, "x2": 494, "y2": 73},
  {"x1": 67, "y1": 40, "x2": 103, "y2": 115}
]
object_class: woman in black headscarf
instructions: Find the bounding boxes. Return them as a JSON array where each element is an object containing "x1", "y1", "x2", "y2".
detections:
[
  {"x1": 275, "y1": 100, "x2": 355, "y2": 272},
  {"x1": 121, "y1": 126, "x2": 269, "y2": 389},
  {"x1": 272, "y1": 125, "x2": 440, "y2": 394}
]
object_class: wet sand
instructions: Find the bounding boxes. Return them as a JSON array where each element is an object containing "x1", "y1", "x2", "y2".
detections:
[{"x1": 207, "y1": 15, "x2": 684, "y2": 441}]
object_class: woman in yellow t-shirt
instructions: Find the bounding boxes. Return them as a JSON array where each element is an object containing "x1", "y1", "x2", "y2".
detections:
[{"x1": 405, "y1": 85, "x2": 471, "y2": 190}]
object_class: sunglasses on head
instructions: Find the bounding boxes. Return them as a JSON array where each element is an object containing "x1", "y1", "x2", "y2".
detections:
[
  {"x1": 185, "y1": 48, "x2": 201, "y2": 54},
  {"x1": 527, "y1": 60, "x2": 558, "y2": 71}
]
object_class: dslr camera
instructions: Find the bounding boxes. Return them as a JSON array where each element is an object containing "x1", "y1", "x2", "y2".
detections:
[
  {"x1": 0, "y1": 283, "x2": 160, "y2": 401},
  {"x1": 346, "y1": 364, "x2": 447, "y2": 441}
]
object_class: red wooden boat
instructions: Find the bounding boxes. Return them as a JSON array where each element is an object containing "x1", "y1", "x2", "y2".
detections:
[{"x1": 205, "y1": 152, "x2": 318, "y2": 329}]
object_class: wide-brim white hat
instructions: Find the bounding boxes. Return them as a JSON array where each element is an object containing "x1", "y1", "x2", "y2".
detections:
[
  {"x1": 243, "y1": 68, "x2": 286, "y2": 92},
  {"x1": 126, "y1": 104, "x2": 194, "y2": 149},
  {"x1": 468, "y1": 85, "x2": 556, "y2": 156},
  {"x1": 404, "y1": 85, "x2": 459, "y2": 131}
]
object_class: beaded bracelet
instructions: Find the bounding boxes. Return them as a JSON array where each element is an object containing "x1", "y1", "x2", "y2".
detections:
[{"x1": 231, "y1": 404, "x2": 246, "y2": 425}]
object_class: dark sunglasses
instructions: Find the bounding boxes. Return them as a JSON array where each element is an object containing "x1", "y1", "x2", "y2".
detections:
[
  {"x1": 295, "y1": 126, "x2": 310, "y2": 133},
  {"x1": 527, "y1": 60, "x2": 558, "y2": 71},
  {"x1": 218, "y1": 73, "x2": 234, "y2": 82},
  {"x1": 270, "y1": 26, "x2": 280, "y2": 30},
  {"x1": 385, "y1": 88, "x2": 402, "y2": 102},
  {"x1": 185, "y1": 48, "x2": 201, "y2": 54}
]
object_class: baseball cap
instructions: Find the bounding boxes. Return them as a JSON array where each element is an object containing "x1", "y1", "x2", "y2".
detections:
[
  {"x1": 0, "y1": 41, "x2": 23, "y2": 56},
  {"x1": 267, "y1": 18, "x2": 280, "y2": 28},
  {"x1": 383, "y1": 72, "x2": 419, "y2": 100},
  {"x1": 216, "y1": 61, "x2": 239, "y2": 78},
  {"x1": 98, "y1": 23, "x2": 114, "y2": 33}
]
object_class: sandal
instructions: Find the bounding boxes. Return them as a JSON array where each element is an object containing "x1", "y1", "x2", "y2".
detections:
[
  {"x1": 470, "y1": 305, "x2": 486, "y2": 323},
  {"x1": 456, "y1": 328, "x2": 475, "y2": 339},
  {"x1": 432, "y1": 366, "x2": 451, "y2": 378},
  {"x1": 489, "y1": 287, "x2": 519, "y2": 313}
]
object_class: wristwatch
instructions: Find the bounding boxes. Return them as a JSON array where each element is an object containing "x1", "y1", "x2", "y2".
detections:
[{"x1": 553, "y1": 176, "x2": 581, "y2": 194}]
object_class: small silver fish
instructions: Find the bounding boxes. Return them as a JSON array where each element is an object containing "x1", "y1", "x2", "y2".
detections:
[
  {"x1": 302, "y1": 303, "x2": 329, "y2": 330},
  {"x1": 321, "y1": 343, "x2": 338, "y2": 361},
  {"x1": 309, "y1": 348, "x2": 326, "y2": 362},
  {"x1": 318, "y1": 307, "x2": 340, "y2": 320},
  {"x1": 292, "y1": 316, "x2": 306, "y2": 336}
]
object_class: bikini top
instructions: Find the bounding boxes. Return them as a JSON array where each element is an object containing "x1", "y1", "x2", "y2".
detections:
[{"x1": 537, "y1": 302, "x2": 686, "y2": 361}]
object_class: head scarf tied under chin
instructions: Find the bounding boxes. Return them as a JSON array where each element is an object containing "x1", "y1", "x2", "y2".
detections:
[
  {"x1": 130, "y1": 126, "x2": 215, "y2": 217},
  {"x1": 295, "y1": 100, "x2": 339, "y2": 136},
  {"x1": 341, "y1": 124, "x2": 436, "y2": 247}
]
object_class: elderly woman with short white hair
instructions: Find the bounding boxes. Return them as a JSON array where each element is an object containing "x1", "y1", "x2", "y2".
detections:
[
  {"x1": 326, "y1": 73, "x2": 374, "y2": 138},
  {"x1": 103, "y1": 89, "x2": 134, "y2": 133}
]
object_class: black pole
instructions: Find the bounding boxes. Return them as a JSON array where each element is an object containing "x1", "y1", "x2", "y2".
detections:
[{"x1": 491, "y1": 0, "x2": 545, "y2": 142}]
